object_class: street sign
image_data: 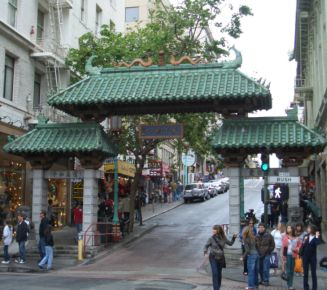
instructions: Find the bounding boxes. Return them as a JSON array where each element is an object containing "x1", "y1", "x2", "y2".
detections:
[
  {"x1": 268, "y1": 176, "x2": 300, "y2": 184},
  {"x1": 227, "y1": 167, "x2": 308, "y2": 178},
  {"x1": 139, "y1": 124, "x2": 183, "y2": 139},
  {"x1": 182, "y1": 151, "x2": 195, "y2": 166}
]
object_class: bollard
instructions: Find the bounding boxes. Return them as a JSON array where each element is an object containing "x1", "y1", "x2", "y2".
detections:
[{"x1": 78, "y1": 233, "x2": 84, "y2": 261}]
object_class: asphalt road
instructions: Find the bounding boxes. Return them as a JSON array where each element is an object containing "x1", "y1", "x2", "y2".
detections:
[{"x1": 0, "y1": 179, "x2": 263, "y2": 290}]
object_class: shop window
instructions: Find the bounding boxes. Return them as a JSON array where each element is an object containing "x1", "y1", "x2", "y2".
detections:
[
  {"x1": 3, "y1": 55, "x2": 15, "y2": 101},
  {"x1": 8, "y1": 0, "x2": 17, "y2": 27},
  {"x1": 33, "y1": 73, "x2": 41, "y2": 109},
  {"x1": 36, "y1": 9, "x2": 45, "y2": 45},
  {"x1": 48, "y1": 179, "x2": 68, "y2": 227},
  {"x1": 125, "y1": 7, "x2": 139, "y2": 23},
  {"x1": 95, "y1": 5, "x2": 102, "y2": 36}
]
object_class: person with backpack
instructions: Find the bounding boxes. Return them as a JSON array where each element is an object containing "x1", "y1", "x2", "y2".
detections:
[
  {"x1": 15, "y1": 213, "x2": 29, "y2": 264},
  {"x1": 1, "y1": 219, "x2": 13, "y2": 264},
  {"x1": 38, "y1": 225, "x2": 54, "y2": 271},
  {"x1": 204, "y1": 224, "x2": 237, "y2": 290}
]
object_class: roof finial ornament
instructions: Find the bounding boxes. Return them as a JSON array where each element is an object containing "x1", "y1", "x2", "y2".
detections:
[
  {"x1": 170, "y1": 54, "x2": 202, "y2": 66},
  {"x1": 85, "y1": 54, "x2": 101, "y2": 75},
  {"x1": 158, "y1": 50, "x2": 165, "y2": 66},
  {"x1": 221, "y1": 46, "x2": 242, "y2": 69}
]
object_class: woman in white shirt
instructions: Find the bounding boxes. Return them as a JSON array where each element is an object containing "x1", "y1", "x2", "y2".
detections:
[{"x1": 271, "y1": 223, "x2": 286, "y2": 274}]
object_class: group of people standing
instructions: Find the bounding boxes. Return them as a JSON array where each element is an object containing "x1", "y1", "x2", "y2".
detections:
[
  {"x1": 204, "y1": 221, "x2": 321, "y2": 290},
  {"x1": 1, "y1": 210, "x2": 54, "y2": 271}
]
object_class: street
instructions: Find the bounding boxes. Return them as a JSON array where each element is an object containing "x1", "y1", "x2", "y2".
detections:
[{"x1": 0, "y1": 180, "x2": 263, "y2": 290}]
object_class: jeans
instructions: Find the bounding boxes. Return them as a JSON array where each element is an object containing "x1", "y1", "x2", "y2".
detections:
[
  {"x1": 209, "y1": 256, "x2": 223, "y2": 290},
  {"x1": 38, "y1": 237, "x2": 46, "y2": 259},
  {"x1": 135, "y1": 208, "x2": 143, "y2": 225},
  {"x1": 242, "y1": 245, "x2": 248, "y2": 273},
  {"x1": 303, "y1": 256, "x2": 317, "y2": 290},
  {"x1": 286, "y1": 255, "x2": 295, "y2": 288},
  {"x1": 3, "y1": 245, "x2": 9, "y2": 261},
  {"x1": 18, "y1": 241, "x2": 26, "y2": 262},
  {"x1": 38, "y1": 246, "x2": 53, "y2": 270},
  {"x1": 259, "y1": 255, "x2": 271, "y2": 283},
  {"x1": 247, "y1": 254, "x2": 259, "y2": 288}
]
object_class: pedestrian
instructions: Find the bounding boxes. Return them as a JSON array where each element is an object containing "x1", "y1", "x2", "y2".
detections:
[
  {"x1": 38, "y1": 210, "x2": 49, "y2": 260},
  {"x1": 204, "y1": 224, "x2": 237, "y2": 290},
  {"x1": 282, "y1": 224, "x2": 302, "y2": 290},
  {"x1": 47, "y1": 199, "x2": 55, "y2": 226},
  {"x1": 1, "y1": 219, "x2": 13, "y2": 264},
  {"x1": 240, "y1": 218, "x2": 257, "y2": 276},
  {"x1": 301, "y1": 224, "x2": 321, "y2": 290},
  {"x1": 15, "y1": 213, "x2": 29, "y2": 264},
  {"x1": 38, "y1": 225, "x2": 54, "y2": 271},
  {"x1": 241, "y1": 226, "x2": 259, "y2": 290},
  {"x1": 295, "y1": 223, "x2": 307, "y2": 277},
  {"x1": 271, "y1": 222, "x2": 286, "y2": 275},
  {"x1": 134, "y1": 193, "x2": 143, "y2": 226},
  {"x1": 255, "y1": 222, "x2": 275, "y2": 286},
  {"x1": 73, "y1": 203, "x2": 83, "y2": 242}
]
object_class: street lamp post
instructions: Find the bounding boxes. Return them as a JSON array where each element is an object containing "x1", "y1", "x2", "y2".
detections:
[{"x1": 112, "y1": 156, "x2": 119, "y2": 224}]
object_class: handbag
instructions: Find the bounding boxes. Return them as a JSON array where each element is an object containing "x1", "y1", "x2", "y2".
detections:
[
  {"x1": 270, "y1": 252, "x2": 279, "y2": 269},
  {"x1": 295, "y1": 257, "x2": 303, "y2": 273},
  {"x1": 211, "y1": 236, "x2": 227, "y2": 268},
  {"x1": 281, "y1": 271, "x2": 288, "y2": 281}
]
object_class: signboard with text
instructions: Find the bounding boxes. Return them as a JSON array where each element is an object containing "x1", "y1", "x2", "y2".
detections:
[
  {"x1": 139, "y1": 124, "x2": 183, "y2": 139},
  {"x1": 268, "y1": 176, "x2": 300, "y2": 184}
]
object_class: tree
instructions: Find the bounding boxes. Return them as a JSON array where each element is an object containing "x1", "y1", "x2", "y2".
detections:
[{"x1": 65, "y1": 0, "x2": 252, "y2": 231}]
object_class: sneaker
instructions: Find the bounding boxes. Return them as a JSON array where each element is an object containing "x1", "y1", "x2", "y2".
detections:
[
  {"x1": 15, "y1": 259, "x2": 20, "y2": 263},
  {"x1": 262, "y1": 282, "x2": 270, "y2": 287},
  {"x1": 1, "y1": 260, "x2": 10, "y2": 264},
  {"x1": 19, "y1": 260, "x2": 25, "y2": 264}
]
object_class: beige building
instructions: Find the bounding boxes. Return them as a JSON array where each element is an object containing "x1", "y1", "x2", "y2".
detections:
[
  {"x1": 293, "y1": 0, "x2": 327, "y2": 238},
  {"x1": 124, "y1": 0, "x2": 170, "y2": 30}
]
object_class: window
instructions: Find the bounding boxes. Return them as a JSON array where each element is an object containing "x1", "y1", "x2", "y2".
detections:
[
  {"x1": 36, "y1": 10, "x2": 45, "y2": 45},
  {"x1": 125, "y1": 7, "x2": 139, "y2": 23},
  {"x1": 3, "y1": 55, "x2": 15, "y2": 101},
  {"x1": 33, "y1": 73, "x2": 41, "y2": 109},
  {"x1": 95, "y1": 5, "x2": 102, "y2": 35},
  {"x1": 81, "y1": 0, "x2": 86, "y2": 21},
  {"x1": 8, "y1": 0, "x2": 17, "y2": 27}
]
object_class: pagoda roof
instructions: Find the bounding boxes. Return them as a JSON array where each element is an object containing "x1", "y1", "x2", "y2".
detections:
[
  {"x1": 212, "y1": 111, "x2": 326, "y2": 155},
  {"x1": 48, "y1": 52, "x2": 271, "y2": 120},
  {"x1": 3, "y1": 122, "x2": 116, "y2": 157}
]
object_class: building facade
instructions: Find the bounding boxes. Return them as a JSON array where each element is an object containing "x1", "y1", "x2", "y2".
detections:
[
  {"x1": 293, "y1": 0, "x2": 327, "y2": 238},
  {"x1": 0, "y1": 0, "x2": 124, "y2": 225}
]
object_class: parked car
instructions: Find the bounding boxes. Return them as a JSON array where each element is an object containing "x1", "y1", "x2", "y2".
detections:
[
  {"x1": 211, "y1": 181, "x2": 225, "y2": 194},
  {"x1": 204, "y1": 182, "x2": 218, "y2": 197},
  {"x1": 183, "y1": 183, "x2": 209, "y2": 203}
]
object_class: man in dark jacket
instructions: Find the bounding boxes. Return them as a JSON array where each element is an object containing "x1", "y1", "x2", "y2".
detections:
[
  {"x1": 255, "y1": 223, "x2": 275, "y2": 286},
  {"x1": 15, "y1": 213, "x2": 29, "y2": 264},
  {"x1": 38, "y1": 210, "x2": 49, "y2": 260}
]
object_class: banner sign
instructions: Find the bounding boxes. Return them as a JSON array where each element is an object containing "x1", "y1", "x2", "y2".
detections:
[{"x1": 139, "y1": 124, "x2": 183, "y2": 139}]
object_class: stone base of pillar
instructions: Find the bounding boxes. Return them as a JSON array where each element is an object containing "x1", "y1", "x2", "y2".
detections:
[{"x1": 288, "y1": 206, "x2": 303, "y2": 224}]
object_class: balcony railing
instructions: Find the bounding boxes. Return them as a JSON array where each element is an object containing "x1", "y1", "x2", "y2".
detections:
[
  {"x1": 49, "y1": 0, "x2": 73, "y2": 9},
  {"x1": 32, "y1": 104, "x2": 76, "y2": 123}
]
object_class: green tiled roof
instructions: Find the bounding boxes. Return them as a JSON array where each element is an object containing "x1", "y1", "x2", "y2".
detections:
[
  {"x1": 212, "y1": 116, "x2": 326, "y2": 152},
  {"x1": 48, "y1": 63, "x2": 271, "y2": 117},
  {"x1": 3, "y1": 122, "x2": 116, "y2": 156}
]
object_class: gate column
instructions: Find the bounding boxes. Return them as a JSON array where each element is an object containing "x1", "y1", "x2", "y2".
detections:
[
  {"x1": 32, "y1": 169, "x2": 48, "y2": 238},
  {"x1": 83, "y1": 169, "x2": 99, "y2": 245},
  {"x1": 229, "y1": 167, "x2": 241, "y2": 235},
  {"x1": 287, "y1": 167, "x2": 302, "y2": 223}
]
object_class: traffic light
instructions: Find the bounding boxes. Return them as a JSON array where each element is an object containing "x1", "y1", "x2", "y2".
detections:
[{"x1": 261, "y1": 153, "x2": 269, "y2": 173}]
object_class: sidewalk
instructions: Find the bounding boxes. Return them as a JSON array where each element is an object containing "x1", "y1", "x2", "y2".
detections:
[{"x1": 0, "y1": 199, "x2": 184, "y2": 272}]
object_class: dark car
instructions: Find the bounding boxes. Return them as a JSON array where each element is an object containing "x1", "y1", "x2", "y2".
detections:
[{"x1": 183, "y1": 183, "x2": 209, "y2": 203}]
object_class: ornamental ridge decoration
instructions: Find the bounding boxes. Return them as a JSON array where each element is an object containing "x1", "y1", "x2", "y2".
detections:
[{"x1": 85, "y1": 46, "x2": 243, "y2": 74}]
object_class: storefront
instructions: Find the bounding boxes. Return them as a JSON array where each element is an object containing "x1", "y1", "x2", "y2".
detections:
[{"x1": 0, "y1": 123, "x2": 28, "y2": 229}]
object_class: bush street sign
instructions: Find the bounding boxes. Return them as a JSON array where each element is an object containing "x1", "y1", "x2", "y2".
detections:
[{"x1": 268, "y1": 176, "x2": 300, "y2": 184}]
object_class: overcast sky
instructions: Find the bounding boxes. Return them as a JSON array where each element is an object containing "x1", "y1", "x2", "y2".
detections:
[{"x1": 171, "y1": 0, "x2": 297, "y2": 117}]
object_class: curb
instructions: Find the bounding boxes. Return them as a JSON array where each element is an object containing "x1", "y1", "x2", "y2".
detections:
[{"x1": 143, "y1": 200, "x2": 184, "y2": 222}]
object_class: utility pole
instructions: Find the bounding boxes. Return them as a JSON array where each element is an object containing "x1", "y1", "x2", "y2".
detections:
[{"x1": 261, "y1": 154, "x2": 270, "y2": 227}]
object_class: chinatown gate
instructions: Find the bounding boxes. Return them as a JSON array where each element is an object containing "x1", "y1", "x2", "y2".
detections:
[{"x1": 4, "y1": 50, "x2": 326, "y2": 251}]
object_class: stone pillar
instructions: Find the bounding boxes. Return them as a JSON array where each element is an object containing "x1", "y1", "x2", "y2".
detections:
[
  {"x1": 83, "y1": 169, "x2": 99, "y2": 245},
  {"x1": 288, "y1": 167, "x2": 303, "y2": 223},
  {"x1": 32, "y1": 169, "x2": 48, "y2": 238},
  {"x1": 229, "y1": 167, "x2": 241, "y2": 235}
]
